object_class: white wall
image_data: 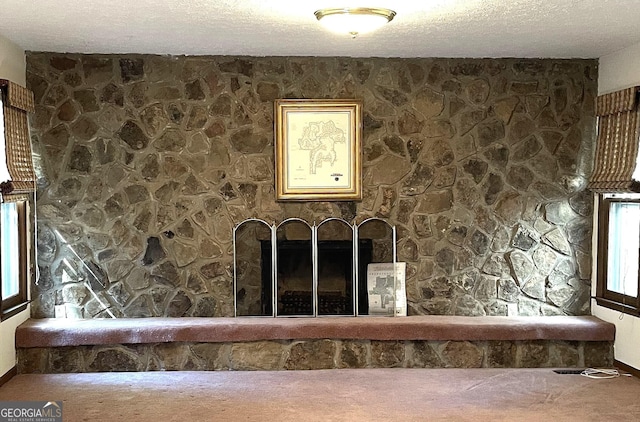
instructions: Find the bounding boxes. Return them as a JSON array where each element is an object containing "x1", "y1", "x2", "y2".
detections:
[
  {"x1": 598, "y1": 42, "x2": 640, "y2": 94},
  {"x1": 592, "y1": 40, "x2": 640, "y2": 370},
  {"x1": 0, "y1": 33, "x2": 28, "y2": 380},
  {"x1": 0, "y1": 34, "x2": 25, "y2": 86}
]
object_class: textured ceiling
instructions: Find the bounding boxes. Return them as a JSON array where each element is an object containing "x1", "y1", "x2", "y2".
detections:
[{"x1": 1, "y1": 0, "x2": 640, "y2": 58}]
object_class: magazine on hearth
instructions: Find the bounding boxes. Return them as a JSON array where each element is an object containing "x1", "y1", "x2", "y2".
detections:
[{"x1": 366, "y1": 262, "x2": 407, "y2": 316}]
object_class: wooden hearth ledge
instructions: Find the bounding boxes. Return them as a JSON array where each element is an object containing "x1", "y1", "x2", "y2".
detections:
[{"x1": 16, "y1": 316, "x2": 614, "y2": 348}]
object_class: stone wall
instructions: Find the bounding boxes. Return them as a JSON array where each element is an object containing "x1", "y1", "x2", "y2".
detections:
[
  {"x1": 26, "y1": 54, "x2": 597, "y2": 318},
  {"x1": 18, "y1": 340, "x2": 613, "y2": 373}
]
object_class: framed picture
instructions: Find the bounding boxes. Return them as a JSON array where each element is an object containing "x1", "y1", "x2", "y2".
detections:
[{"x1": 274, "y1": 99, "x2": 362, "y2": 201}]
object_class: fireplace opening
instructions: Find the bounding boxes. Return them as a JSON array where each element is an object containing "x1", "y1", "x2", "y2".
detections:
[
  {"x1": 233, "y1": 217, "x2": 396, "y2": 318},
  {"x1": 261, "y1": 239, "x2": 373, "y2": 316}
]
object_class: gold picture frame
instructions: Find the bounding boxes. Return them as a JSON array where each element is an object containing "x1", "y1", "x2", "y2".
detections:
[{"x1": 274, "y1": 99, "x2": 362, "y2": 201}]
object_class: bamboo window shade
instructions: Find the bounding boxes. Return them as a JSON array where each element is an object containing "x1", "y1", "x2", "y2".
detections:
[
  {"x1": 588, "y1": 86, "x2": 640, "y2": 192},
  {"x1": 0, "y1": 79, "x2": 36, "y2": 201}
]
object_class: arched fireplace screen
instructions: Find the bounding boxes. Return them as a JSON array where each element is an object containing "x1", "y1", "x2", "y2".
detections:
[{"x1": 233, "y1": 217, "x2": 397, "y2": 317}]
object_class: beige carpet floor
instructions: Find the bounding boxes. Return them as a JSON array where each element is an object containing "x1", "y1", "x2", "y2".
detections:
[{"x1": 1, "y1": 368, "x2": 639, "y2": 421}]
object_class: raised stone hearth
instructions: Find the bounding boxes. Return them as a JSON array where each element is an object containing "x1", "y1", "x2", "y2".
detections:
[{"x1": 16, "y1": 316, "x2": 614, "y2": 373}]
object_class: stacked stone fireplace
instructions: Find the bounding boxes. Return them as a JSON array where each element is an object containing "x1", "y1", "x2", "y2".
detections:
[
  {"x1": 12, "y1": 53, "x2": 615, "y2": 375},
  {"x1": 27, "y1": 54, "x2": 597, "y2": 320}
]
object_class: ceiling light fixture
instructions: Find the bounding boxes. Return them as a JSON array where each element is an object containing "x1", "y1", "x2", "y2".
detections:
[{"x1": 314, "y1": 7, "x2": 396, "y2": 38}]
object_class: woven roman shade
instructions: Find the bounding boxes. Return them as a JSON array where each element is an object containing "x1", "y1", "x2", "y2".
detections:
[
  {"x1": 0, "y1": 79, "x2": 36, "y2": 201},
  {"x1": 588, "y1": 86, "x2": 640, "y2": 192}
]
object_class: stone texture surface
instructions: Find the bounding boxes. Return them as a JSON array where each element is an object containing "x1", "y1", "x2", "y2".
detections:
[
  {"x1": 17, "y1": 339, "x2": 613, "y2": 373},
  {"x1": 27, "y1": 54, "x2": 597, "y2": 318}
]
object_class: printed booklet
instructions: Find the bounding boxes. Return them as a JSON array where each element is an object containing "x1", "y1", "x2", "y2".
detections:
[{"x1": 366, "y1": 262, "x2": 407, "y2": 316}]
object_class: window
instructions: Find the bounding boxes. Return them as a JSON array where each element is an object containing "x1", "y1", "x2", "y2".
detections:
[
  {"x1": 1, "y1": 199, "x2": 28, "y2": 320},
  {"x1": 596, "y1": 193, "x2": 640, "y2": 315}
]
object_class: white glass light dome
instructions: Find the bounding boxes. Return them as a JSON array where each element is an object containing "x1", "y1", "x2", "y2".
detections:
[{"x1": 314, "y1": 8, "x2": 396, "y2": 38}]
